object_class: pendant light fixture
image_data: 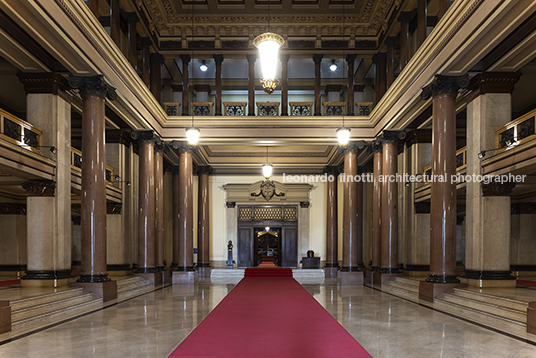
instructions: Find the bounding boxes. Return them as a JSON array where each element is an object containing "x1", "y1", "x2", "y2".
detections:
[
  {"x1": 336, "y1": 2, "x2": 350, "y2": 146},
  {"x1": 254, "y1": 0, "x2": 284, "y2": 94},
  {"x1": 262, "y1": 146, "x2": 273, "y2": 179},
  {"x1": 186, "y1": 4, "x2": 200, "y2": 145}
]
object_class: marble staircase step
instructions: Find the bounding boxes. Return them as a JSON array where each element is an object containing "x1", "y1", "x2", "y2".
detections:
[
  {"x1": 442, "y1": 293, "x2": 526, "y2": 323},
  {"x1": 388, "y1": 279, "x2": 420, "y2": 293},
  {"x1": 393, "y1": 277, "x2": 421, "y2": 287},
  {"x1": 10, "y1": 288, "x2": 86, "y2": 311},
  {"x1": 451, "y1": 289, "x2": 528, "y2": 312},
  {"x1": 434, "y1": 298, "x2": 527, "y2": 334},
  {"x1": 210, "y1": 269, "x2": 245, "y2": 278},
  {"x1": 382, "y1": 282, "x2": 420, "y2": 303},
  {"x1": 117, "y1": 279, "x2": 151, "y2": 293},
  {"x1": 117, "y1": 277, "x2": 155, "y2": 301},
  {"x1": 11, "y1": 293, "x2": 95, "y2": 322},
  {"x1": 116, "y1": 277, "x2": 143, "y2": 289}
]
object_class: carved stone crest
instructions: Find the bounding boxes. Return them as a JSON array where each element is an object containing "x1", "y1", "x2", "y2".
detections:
[{"x1": 251, "y1": 180, "x2": 285, "y2": 201}]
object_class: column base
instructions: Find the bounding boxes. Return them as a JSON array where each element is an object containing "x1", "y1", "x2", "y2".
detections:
[
  {"x1": 0, "y1": 301, "x2": 11, "y2": 334},
  {"x1": 70, "y1": 281, "x2": 118, "y2": 302},
  {"x1": 134, "y1": 272, "x2": 163, "y2": 286},
  {"x1": 373, "y1": 272, "x2": 402, "y2": 286},
  {"x1": 527, "y1": 302, "x2": 536, "y2": 334},
  {"x1": 324, "y1": 265, "x2": 339, "y2": 278},
  {"x1": 172, "y1": 271, "x2": 197, "y2": 285},
  {"x1": 339, "y1": 271, "x2": 364, "y2": 285},
  {"x1": 365, "y1": 270, "x2": 375, "y2": 286},
  {"x1": 21, "y1": 270, "x2": 76, "y2": 288},
  {"x1": 198, "y1": 266, "x2": 212, "y2": 278},
  {"x1": 161, "y1": 269, "x2": 170, "y2": 284},
  {"x1": 419, "y1": 281, "x2": 466, "y2": 302},
  {"x1": 460, "y1": 270, "x2": 516, "y2": 288}
]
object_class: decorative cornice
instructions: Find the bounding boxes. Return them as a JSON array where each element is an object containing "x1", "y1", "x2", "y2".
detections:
[
  {"x1": 378, "y1": 130, "x2": 405, "y2": 144},
  {"x1": 69, "y1": 75, "x2": 117, "y2": 100},
  {"x1": 0, "y1": 203, "x2": 26, "y2": 215},
  {"x1": 195, "y1": 165, "x2": 213, "y2": 175},
  {"x1": 511, "y1": 202, "x2": 536, "y2": 215},
  {"x1": 22, "y1": 180, "x2": 56, "y2": 196},
  {"x1": 106, "y1": 129, "x2": 132, "y2": 147},
  {"x1": 226, "y1": 202, "x2": 236, "y2": 208},
  {"x1": 170, "y1": 140, "x2": 197, "y2": 153},
  {"x1": 17, "y1": 72, "x2": 77, "y2": 103},
  {"x1": 421, "y1": 75, "x2": 469, "y2": 100},
  {"x1": 414, "y1": 202, "x2": 430, "y2": 214},
  {"x1": 482, "y1": 181, "x2": 516, "y2": 197},
  {"x1": 345, "y1": 54, "x2": 357, "y2": 63},
  {"x1": 131, "y1": 130, "x2": 161, "y2": 145},
  {"x1": 107, "y1": 203, "x2": 122, "y2": 214},
  {"x1": 300, "y1": 201, "x2": 310, "y2": 208},
  {"x1": 461, "y1": 71, "x2": 521, "y2": 104}
]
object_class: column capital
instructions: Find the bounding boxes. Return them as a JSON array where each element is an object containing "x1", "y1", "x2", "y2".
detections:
[
  {"x1": 300, "y1": 201, "x2": 310, "y2": 208},
  {"x1": 180, "y1": 54, "x2": 191, "y2": 64},
  {"x1": 126, "y1": 12, "x2": 139, "y2": 24},
  {"x1": 323, "y1": 165, "x2": 341, "y2": 176},
  {"x1": 246, "y1": 54, "x2": 257, "y2": 63},
  {"x1": 368, "y1": 140, "x2": 383, "y2": 153},
  {"x1": 22, "y1": 180, "x2": 56, "y2": 196},
  {"x1": 461, "y1": 71, "x2": 521, "y2": 104},
  {"x1": 131, "y1": 130, "x2": 161, "y2": 145},
  {"x1": 195, "y1": 165, "x2": 213, "y2": 175},
  {"x1": 69, "y1": 75, "x2": 117, "y2": 100},
  {"x1": 398, "y1": 11, "x2": 412, "y2": 23},
  {"x1": 17, "y1": 72, "x2": 77, "y2": 103},
  {"x1": 345, "y1": 54, "x2": 357, "y2": 63},
  {"x1": 150, "y1": 53, "x2": 165, "y2": 64},
  {"x1": 155, "y1": 142, "x2": 170, "y2": 153},
  {"x1": 0, "y1": 203, "x2": 26, "y2": 215},
  {"x1": 170, "y1": 140, "x2": 196, "y2": 153},
  {"x1": 378, "y1": 130, "x2": 406, "y2": 144},
  {"x1": 312, "y1": 54, "x2": 323, "y2": 64},
  {"x1": 482, "y1": 181, "x2": 516, "y2": 197},
  {"x1": 280, "y1": 53, "x2": 290, "y2": 63},
  {"x1": 420, "y1": 74, "x2": 469, "y2": 100},
  {"x1": 213, "y1": 54, "x2": 224, "y2": 64},
  {"x1": 340, "y1": 140, "x2": 367, "y2": 154}
]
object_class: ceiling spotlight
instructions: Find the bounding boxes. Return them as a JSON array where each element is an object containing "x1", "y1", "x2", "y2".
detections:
[
  {"x1": 114, "y1": 175, "x2": 121, "y2": 181},
  {"x1": 199, "y1": 60, "x2": 208, "y2": 72},
  {"x1": 405, "y1": 182, "x2": 410, "y2": 187},
  {"x1": 329, "y1": 60, "x2": 338, "y2": 72}
]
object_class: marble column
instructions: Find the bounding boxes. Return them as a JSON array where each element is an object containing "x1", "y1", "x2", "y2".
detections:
[
  {"x1": 247, "y1": 54, "x2": 256, "y2": 116},
  {"x1": 170, "y1": 165, "x2": 180, "y2": 268},
  {"x1": 110, "y1": 0, "x2": 120, "y2": 47},
  {"x1": 181, "y1": 54, "x2": 191, "y2": 116},
  {"x1": 150, "y1": 53, "x2": 164, "y2": 103},
  {"x1": 340, "y1": 145, "x2": 364, "y2": 284},
  {"x1": 132, "y1": 130, "x2": 162, "y2": 286},
  {"x1": 313, "y1": 54, "x2": 323, "y2": 116},
  {"x1": 386, "y1": 37, "x2": 396, "y2": 89},
  {"x1": 213, "y1": 54, "x2": 224, "y2": 116},
  {"x1": 366, "y1": 143, "x2": 382, "y2": 285},
  {"x1": 127, "y1": 13, "x2": 138, "y2": 69},
  {"x1": 196, "y1": 165, "x2": 212, "y2": 277},
  {"x1": 281, "y1": 54, "x2": 290, "y2": 116},
  {"x1": 419, "y1": 75, "x2": 468, "y2": 301},
  {"x1": 69, "y1": 75, "x2": 117, "y2": 300},
  {"x1": 399, "y1": 12, "x2": 411, "y2": 71},
  {"x1": 417, "y1": 0, "x2": 427, "y2": 48},
  {"x1": 17, "y1": 73, "x2": 75, "y2": 287},
  {"x1": 377, "y1": 132, "x2": 402, "y2": 284},
  {"x1": 462, "y1": 72, "x2": 520, "y2": 288},
  {"x1": 141, "y1": 38, "x2": 151, "y2": 87},
  {"x1": 324, "y1": 166, "x2": 339, "y2": 278},
  {"x1": 346, "y1": 54, "x2": 356, "y2": 116},
  {"x1": 373, "y1": 53, "x2": 387, "y2": 105},
  {"x1": 155, "y1": 143, "x2": 169, "y2": 284},
  {"x1": 171, "y1": 142, "x2": 196, "y2": 284},
  {"x1": 87, "y1": 0, "x2": 99, "y2": 17}
]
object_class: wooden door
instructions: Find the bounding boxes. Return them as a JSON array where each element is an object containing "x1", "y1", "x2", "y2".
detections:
[
  {"x1": 282, "y1": 227, "x2": 298, "y2": 267},
  {"x1": 238, "y1": 227, "x2": 253, "y2": 267}
]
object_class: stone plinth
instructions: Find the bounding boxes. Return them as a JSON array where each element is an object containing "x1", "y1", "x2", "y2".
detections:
[
  {"x1": 339, "y1": 271, "x2": 364, "y2": 285},
  {"x1": 70, "y1": 281, "x2": 118, "y2": 302},
  {"x1": 324, "y1": 267, "x2": 339, "y2": 278},
  {"x1": 0, "y1": 301, "x2": 11, "y2": 334},
  {"x1": 134, "y1": 272, "x2": 163, "y2": 286},
  {"x1": 419, "y1": 281, "x2": 466, "y2": 302},
  {"x1": 172, "y1": 271, "x2": 196, "y2": 285}
]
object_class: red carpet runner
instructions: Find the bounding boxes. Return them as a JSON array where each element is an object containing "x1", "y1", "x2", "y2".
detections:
[{"x1": 168, "y1": 268, "x2": 372, "y2": 358}]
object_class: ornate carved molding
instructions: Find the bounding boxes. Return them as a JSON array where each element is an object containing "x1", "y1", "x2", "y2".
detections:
[
  {"x1": 22, "y1": 180, "x2": 56, "y2": 196},
  {"x1": 300, "y1": 201, "x2": 310, "y2": 208},
  {"x1": 414, "y1": 202, "x2": 430, "y2": 214},
  {"x1": 482, "y1": 182, "x2": 516, "y2": 197},
  {"x1": 107, "y1": 203, "x2": 122, "y2": 214},
  {"x1": 226, "y1": 202, "x2": 236, "y2": 208},
  {"x1": 154, "y1": 142, "x2": 170, "y2": 153},
  {"x1": 461, "y1": 72, "x2": 521, "y2": 104},
  {"x1": 378, "y1": 130, "x2": 406, "y2": 144},
  {"x1": 511, "y1": 202, "x2": 536, "y2": 215},
  {"x1": 368, "y1": 140, "x2": 383, "y2": 153},
  {"x1": 0, "y1": 203, "x2": 26, "y2": 215},
  {"x1": 421, "y1": 75, "x2": 469, "y2": 100},
  {"x1": 69, "y1": 75, "x2": 117, "y2": 100},
  {"x1": 340, "y1": 140, "x2": 367, "y2": 154},
  {"x1": 17, "y1": 72, "x2": 76, "y2": 103},
  {"x1": 131, "y1": 130, "x2": 161, "y2": 145},
  {"x1": 170, "y1": 140, "x2": 197, "y2": 153},
  {"x1": 195, "y1": 165, "x2": 213, "y2": 175},
  {"x1": 251, "y1": 180, "x2": 286, "y2": 201}
]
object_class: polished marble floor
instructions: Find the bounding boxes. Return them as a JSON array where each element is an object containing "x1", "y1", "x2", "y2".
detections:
[{"x1": 0, "y1": 280, "x2": 535, "y2": 358}]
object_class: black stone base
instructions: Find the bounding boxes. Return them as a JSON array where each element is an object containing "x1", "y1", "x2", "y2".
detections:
[
  {"x1": 157, "y1": 266, "x2": 166, "y2": 271},
  {"x1": 340, "y1": 266, "x2": 362, "y2": 272},
  {"x1": 22, "y1": 270, "x2": 75, "y2": 280},
  {"x1": 511, "y1": 265, "x2": 536, "y2": 272},
  {"x1": 378, "y1": 267, "x2": 400, "y2": 274},
  {"x1": 77, "y1": 273, "x2": 111, "y2": 283},
  {"x1": 135, "y1": 267, "x2": 160, "y2": 274},
  {"x1": 324, "y1": 263, "x2": 340, "y2": 268},
  {"x1": 197, "y1": 263, "x2": 212, "y2": 268},
  {"x1": 405, "y1": 264, "x2": 430, "y2": 271},
  {"x1": 461, "y1": 270, "x2": 515, "y2": 280},
  {"x1": 0, "y1": 265, "x2": 27, "y2": 271},
  {"x1": 175, "y1": 266, "x2": 195, "y2": 272},
  {"x1": 426, "y1": 274, "x2": 460, "y2": 284}
]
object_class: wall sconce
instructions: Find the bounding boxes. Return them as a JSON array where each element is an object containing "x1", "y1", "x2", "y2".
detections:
[{"x1": 114, "y1": 175, "x2": 131, "y2": 187}]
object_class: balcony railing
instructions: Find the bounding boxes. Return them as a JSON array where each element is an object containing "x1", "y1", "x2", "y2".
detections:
[
  {"x1": 496, "y1": 108, "x2": 536, "y2": 150},
  {"x1": 0, "y1": 108, "x2": 42, "y2": 153},
  {"x1": 423, "y1": 146, "x2": 466, "y2": 181},
  {"x1": 71, "y1": 147, "x2": 114, "y2": 184}
]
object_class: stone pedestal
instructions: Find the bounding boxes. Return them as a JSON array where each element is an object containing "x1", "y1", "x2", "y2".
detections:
[
  {"x1": 172, "y1": 271, "x2": 196, "y2": 285},
  {"x1": 324, "y1": 267, "x2": 339, "y2": 278},
  {"x1": 161, "y1": 270, "x2": 170, "y2": 284},
  {"x1": 0, "y1": 301, "x2": 11, "y2": 334},
  {"x1": 135, "y1": 272, "x2": 163, "y2": 287},
  {"x1": 339, "y1": 271, "x2": 364, "y2": 285},
  {"x1": 365, "y1": 270, "x2": 375, "y2": 286},
  {"x1": 373, "y1": 273, "x2": 402, "y2": 286},
  {"x1": 527, "y1": 302, "x2": 536, "y2": 334},
  {"x1": 70, "y1": 281, "x2": 118, "y2": 302},
  {"x1": 198, "y1": 266, "x2": 212, "y2": 278},
  {"x1": 419, "y1": 281, "x2": 466, "y2": 302}
]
